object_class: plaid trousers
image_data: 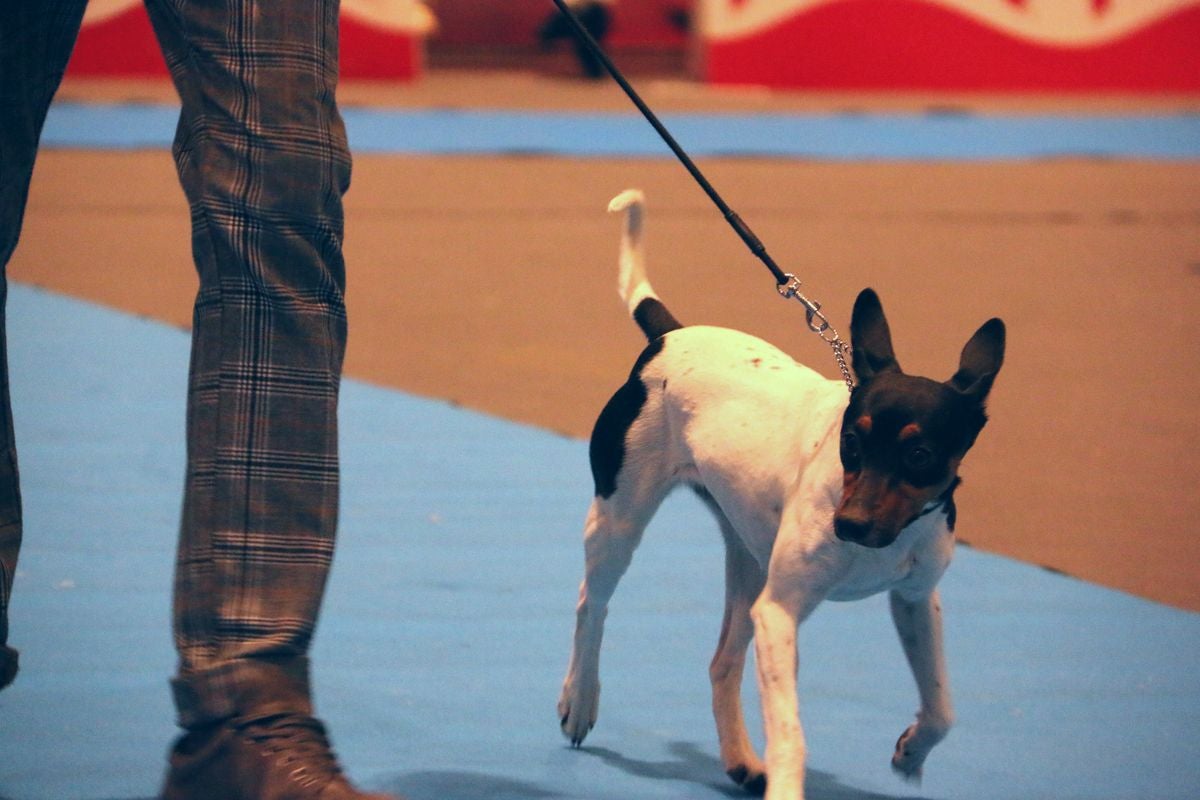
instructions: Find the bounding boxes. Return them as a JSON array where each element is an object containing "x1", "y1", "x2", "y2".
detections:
[{"x1": 0, "y1": 0, "x2": 352, "y2": 726}]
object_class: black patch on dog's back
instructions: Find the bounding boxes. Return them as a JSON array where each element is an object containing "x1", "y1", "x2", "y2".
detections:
[
  {"x1": 633, "y1": 298, "x2": 683, "y2": 342},
  {"x1": 590, "y1": 337, "x2": 666, "y2": 498}
]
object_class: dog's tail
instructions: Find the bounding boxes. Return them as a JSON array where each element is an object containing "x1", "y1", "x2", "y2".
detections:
[{"x1": 608, "y1": 189, "x2": 683, "y2": 342}]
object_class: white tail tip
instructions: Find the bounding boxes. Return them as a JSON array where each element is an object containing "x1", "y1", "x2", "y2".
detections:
[
  {"x1": 608, "y1": 189, "x2": 644, "y2": 214},
  {"x1": 609, "y1": 188, "x2": 652, "y2": 312}
]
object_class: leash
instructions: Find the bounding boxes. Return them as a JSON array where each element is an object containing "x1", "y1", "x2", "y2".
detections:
[{"x1": 548, "y1": 0, "x2": 855, "y2": 392}]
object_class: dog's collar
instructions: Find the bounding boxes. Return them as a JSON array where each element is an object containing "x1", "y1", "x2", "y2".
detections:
[{"x1": 915, "y1": 478, "x2": 962, "y2": 520}]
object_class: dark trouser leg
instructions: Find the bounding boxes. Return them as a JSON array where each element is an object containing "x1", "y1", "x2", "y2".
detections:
[
  {"x1": 0, "y1": 0, "x2": 88, "y2": 690},
  {"x1": 149, "y1": 4, "x2": 397, "y2": 797},
  {"x1": 143, "y1": 0, "x2": 352, "y2": 727}
]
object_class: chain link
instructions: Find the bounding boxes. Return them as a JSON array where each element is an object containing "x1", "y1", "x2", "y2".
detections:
[
  {"x1": 829, "y1": 336, "x2": 855, "y2": 393},
  {"x1": 777, "y1": 274, "x2": 856, "y2": 392}
]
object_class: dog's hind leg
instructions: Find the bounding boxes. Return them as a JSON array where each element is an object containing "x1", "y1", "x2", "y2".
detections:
[
  {"x1": 558, "y1": 486, "x2": 667, "y2": 746},
  {"x1": 705, "y1": 499, "x2": 768, "y2": 795}
]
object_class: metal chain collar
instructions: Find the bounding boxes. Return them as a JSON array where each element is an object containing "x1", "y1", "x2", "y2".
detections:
[{"x1": 777, "y1": 275, "x2": 855, "y2": 393}]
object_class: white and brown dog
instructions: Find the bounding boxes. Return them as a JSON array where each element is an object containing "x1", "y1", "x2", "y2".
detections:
[{"x1": 558, "y1": 190, "x2": 1005, "y2": 799}]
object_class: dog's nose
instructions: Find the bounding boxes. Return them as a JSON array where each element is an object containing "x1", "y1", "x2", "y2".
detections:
[{"x1": 834, "y1": 517, "x2": 871, "y2": 543}]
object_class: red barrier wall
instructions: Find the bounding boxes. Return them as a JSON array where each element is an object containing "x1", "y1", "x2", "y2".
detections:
[
  {"x1": 699, "y1": 0, "x2": 1200, "y2": 91},
  {"x1": 430, "y1": 0, "x2": 689, "y2": 47},
  {"x1": 66, "y1": 1, "x2": 1200, "y2": 91},
  {"x1": 67, "y1": 2, "x2": 423, "y2": 80}
]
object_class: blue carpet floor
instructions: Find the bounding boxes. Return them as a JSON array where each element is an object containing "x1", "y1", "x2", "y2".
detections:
[
  {"x1": 39, "y1": 101, "x2": 1200, "y2": 160},
  {"x1": 0, "y1": 284, "x2": 1197, "y2": 799}
]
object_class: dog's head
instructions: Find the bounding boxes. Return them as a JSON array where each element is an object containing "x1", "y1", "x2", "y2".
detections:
[{"x1": 833, "y1": 289, "x2": 1005, "y2": 549}]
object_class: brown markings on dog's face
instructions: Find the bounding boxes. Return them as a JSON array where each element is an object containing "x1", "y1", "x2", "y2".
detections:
[
  {"x1": 834, "y1": 374, "x2": 975, "y2": 549},
  {"x1": 836, "y1": 289, "x2": 1002, "y2": 548},
  {"x1": 836, "y1": 468, "x2": 958, "y2": 549},
  {"x1": 857, "y1": 415, "x2": 873, "y2": 436}
]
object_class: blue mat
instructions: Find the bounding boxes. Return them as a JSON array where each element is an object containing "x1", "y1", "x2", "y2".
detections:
[
  {"x1": 39, "y1": 101, "x2": 1200, "y2": 160},
  {"x1": 1, "y1": 283, "x2": 1198, "y2": 799}
]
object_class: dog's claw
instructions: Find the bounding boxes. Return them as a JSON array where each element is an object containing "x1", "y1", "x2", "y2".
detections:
[
  {"x1": 558, "y1": 682, "x2": 600, "y2": 748},
  {"x1": 726, "y1": 765, "x2": 767, "y2": 796},
  {"x1": 891, "y1": 721, "x2": 943, "y2": 783},
  {"x1": 743, "y1": 774, "x2": 767, "y2": 796},
  {"x1": 569, "y1": 722, "x2": 593, "y2": 748}
]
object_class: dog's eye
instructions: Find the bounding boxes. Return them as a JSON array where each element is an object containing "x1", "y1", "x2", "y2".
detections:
[{"x1": 904, "y1": 446, "x2": 934, "y2": 471}]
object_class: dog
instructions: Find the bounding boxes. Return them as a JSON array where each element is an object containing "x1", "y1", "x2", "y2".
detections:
[{"x1": 557, "y1": 189, "x2": 1005, "y2": 799}]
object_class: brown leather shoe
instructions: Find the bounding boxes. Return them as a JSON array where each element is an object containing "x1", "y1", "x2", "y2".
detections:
[{"x1": 161, "y1": 712, "x2": 399, "y2": 800}]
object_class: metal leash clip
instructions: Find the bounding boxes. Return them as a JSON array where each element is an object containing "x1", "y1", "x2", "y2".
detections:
[
  {"x1": 778, "y1": 274, "x2": 856, "y2": 391},
  {"x1": 778, "y1": 275, "x2": 831, "y2": 337}
]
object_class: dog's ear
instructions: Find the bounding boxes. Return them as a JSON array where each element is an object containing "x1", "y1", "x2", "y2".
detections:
[
  {"x1": 948, "y1": 318, "x2": 1005, "y2": 401},
  {"x1": 850, "y1": 288, "x2": 901, "y2": 383}
]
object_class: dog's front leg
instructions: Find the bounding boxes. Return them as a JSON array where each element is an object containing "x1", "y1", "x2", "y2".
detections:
[
  {"x1": 752, "y1": 594, "x2": 807, "y2": 800},
  {"x1": 889, "y1": 588, "x2": 954, "y2": 781},
  {"x1": 751, "y1": 541, "x2": 842, "y2": 800}
]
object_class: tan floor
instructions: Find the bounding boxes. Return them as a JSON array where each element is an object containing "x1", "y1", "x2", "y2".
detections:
[{"x1": 12, "y1": 72, "x2": 1200, "y2": 610}]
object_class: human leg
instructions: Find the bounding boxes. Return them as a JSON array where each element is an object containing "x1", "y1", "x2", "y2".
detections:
[
  {"x1": 143, "y1": 1, "x2": 392, "y2": 796},
  {"x1": 147, "y1": 0, "x2": 352, "y2": 724},
  {"x1": 0, "y1": 0, "x2": 88, "y2": 692}
]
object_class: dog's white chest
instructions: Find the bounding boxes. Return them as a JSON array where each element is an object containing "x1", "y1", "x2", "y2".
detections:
[{"x1": 827, "y1": 518, "x2": 955, "y2": 602}]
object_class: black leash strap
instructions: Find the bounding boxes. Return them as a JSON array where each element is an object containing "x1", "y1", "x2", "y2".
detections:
[
  {"x1": 548, "y1": 0, "x2": 855, "y2": 391},
  {"x1": 548, "y1": 0, "x2": 786, "y2": 286}
]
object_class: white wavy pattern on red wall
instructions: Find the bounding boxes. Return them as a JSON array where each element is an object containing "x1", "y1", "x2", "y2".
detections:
[
  {"x1": 701, "y1": 0, "x2": 1200, "y2": 89},
  {"x1": 70, "y1": 0, "x2": 427, "y2": 79},
  {"x1": 81, "y1": 0, "x2": 435, "y2": 34},
  {"x1": 702, "y1": 0, "x2": 1200, "y2": 46}
]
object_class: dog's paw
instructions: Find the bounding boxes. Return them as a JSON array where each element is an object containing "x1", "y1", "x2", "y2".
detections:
[
  {"x1": 557, "y1": 682, "x2": 600, "y2": 747},
  {"x1": 726, "y1": 763, "x2": 767, "y2": 796},
  {"x1": 891, "y1": 721, "x2": 946, "y2": 782}
]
